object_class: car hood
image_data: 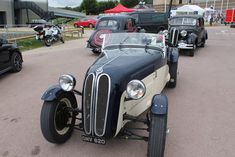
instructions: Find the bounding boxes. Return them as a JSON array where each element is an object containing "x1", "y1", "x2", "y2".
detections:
[
  {"x1": 87, "y1": 48, "x2": 166, "y2": 91},
  {"x1": 170, "y1": 25, "x2": 196, "y2": 33}
]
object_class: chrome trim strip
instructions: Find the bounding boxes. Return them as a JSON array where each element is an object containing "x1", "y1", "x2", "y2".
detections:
[
  {"x1": 94, "y1": 73, "x2": 111, "y2": 137},
  {"x1": 83, "y1": 73, "x2": 95, "y2": 134}
]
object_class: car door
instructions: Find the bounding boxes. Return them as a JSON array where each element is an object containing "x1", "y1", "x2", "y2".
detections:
[{"x1": 0, "y1": 43, "x2": 10, "y2": 71}]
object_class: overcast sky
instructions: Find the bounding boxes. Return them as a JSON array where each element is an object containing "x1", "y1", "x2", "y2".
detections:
[{"x1": 48, "y1": 0, "x2": 110, "y2": 7}]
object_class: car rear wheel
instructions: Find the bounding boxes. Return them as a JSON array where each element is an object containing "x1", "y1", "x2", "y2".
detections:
[
  {"x1": 92, "y1": 49, "x2": 101, "y2": 54},
  {"x1": 11, "y1": 52, "x2": 22, "y2": 72},
  {"x1": 147, "y1": 113, "x2": 167, "y2": 157},
  {"x1": 89, "y1": 24, "x2": 94, "y2": 28},
  {"x1": 40, "y1": 92, "x2": 77, "y2": 144}
]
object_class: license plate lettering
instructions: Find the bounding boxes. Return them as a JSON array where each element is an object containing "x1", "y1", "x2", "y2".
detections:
[{"x1": 82, "y1": 135, "x2": 106, "y2": 145}]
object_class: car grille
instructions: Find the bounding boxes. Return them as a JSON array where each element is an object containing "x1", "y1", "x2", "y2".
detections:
[{"x1": 83, "y1": 73, "x2": 111, "y2": 137}]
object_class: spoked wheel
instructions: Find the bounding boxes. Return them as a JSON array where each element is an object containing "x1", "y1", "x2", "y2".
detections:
[
  {"x1": 40, "y1": 92, "x2": 77, "y2": 144},
  {"x1": 167, "y1": 61, "x2": 178, "y2": 88},
  {"x1": 147, "y1": 113, "x2": 167, "y2": 157},
  {"x1": 11, "y1": 52, "x2": 23, "y2": 72},
  {"x1": 44, "y1": 37, "x2": 52, "y2": 47}
]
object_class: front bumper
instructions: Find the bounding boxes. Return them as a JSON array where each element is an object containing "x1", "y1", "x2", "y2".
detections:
[{"x1": 178, "y1": 41, "x2": 194, "y2": 49}]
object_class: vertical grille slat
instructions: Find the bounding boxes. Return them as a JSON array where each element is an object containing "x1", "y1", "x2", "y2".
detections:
[
  {"x1": 95, "y1": 74, "x2": 111, "y2": 136},
  {"x1": 83, "y1": 74, "x2": 94, "y2": 134},
  {"x1": 83, "y1": 73, "x2": 111, "y2": 137}
]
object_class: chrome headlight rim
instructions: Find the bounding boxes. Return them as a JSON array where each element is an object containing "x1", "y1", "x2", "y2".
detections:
[
  {"x1": 126, "y1": 80, "x2": 146, "y2": 100},
  {"x1": 180, "y1": 30, "x2": 187, "y2": 37},
  {"x1": 59, "y1": 74, "x2": 76, "y2": 92}
]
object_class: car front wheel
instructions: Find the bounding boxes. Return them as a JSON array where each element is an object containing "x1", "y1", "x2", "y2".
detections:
[
  {"x1": 147, "y1": 113, "x2": 167, "y2": 157},
  {"x1": 89, "y1": 24, "x2": 94, "y2": 28},
  {"x1": 189, "y1": 43, "x2": 196, "y2": 57},
  {"x1": 168, "y1": 61, "x2": 178, "y2": 88},
  {"x1": 40, "y1": 92, "x2": 77, "y2": 144},
  {"x1": 11, "y1": 52, "x2": 23, "y2": 72}
]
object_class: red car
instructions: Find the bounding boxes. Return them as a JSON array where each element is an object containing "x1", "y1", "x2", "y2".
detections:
[{"x1": 74, "y1": 18, "x2": 97, "y2": 28}]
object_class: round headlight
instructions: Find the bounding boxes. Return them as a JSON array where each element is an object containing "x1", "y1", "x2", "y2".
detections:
[
  {"x1": 180, "y1": 30, "x2": 187, "y2": 37},
  {"x1": 126, "y1": 80, "x2": 146, "y2": 100},
  {"x1": 59, "y1": 74, "x2": 76, "y2": 91}
]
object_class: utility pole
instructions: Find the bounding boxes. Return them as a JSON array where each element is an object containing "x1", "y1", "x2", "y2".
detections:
[
  {"x1": 206, "y1": 0, "x2": 208, "y2": 8},
  {"x1": 164, "y1": 0, "x2": 166, "y2": 12}
]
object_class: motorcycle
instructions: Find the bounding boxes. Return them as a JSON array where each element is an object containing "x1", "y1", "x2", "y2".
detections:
[{"x1": 33, "y1": 25, "x2": 64, "y2": 47}]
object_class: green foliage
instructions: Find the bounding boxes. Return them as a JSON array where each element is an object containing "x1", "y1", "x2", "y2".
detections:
[
  {"x1": 120, "y1": 0, "x2": 139, "y2": 8},
  {"x1": 79, "y1": 0, "x2": 98, "y2": 15},
  {"x1": 97, "y1": 1, "x2": 116, "y2": 13}
]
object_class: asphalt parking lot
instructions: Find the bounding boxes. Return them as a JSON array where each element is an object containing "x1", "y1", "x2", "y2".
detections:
[{"x1": 0, "y1": 26, "x2": 235, "y2": 157}]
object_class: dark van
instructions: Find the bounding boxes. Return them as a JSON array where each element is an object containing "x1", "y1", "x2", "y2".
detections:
[{"x1": 128, "y1": 10, "x2": 168, "y2": 33}]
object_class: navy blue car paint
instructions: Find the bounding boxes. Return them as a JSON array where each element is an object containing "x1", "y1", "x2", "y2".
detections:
[
  {"x1": 150, "y1": 94, "x2": 168, "y2": 115},
  {"x1": 167, "y1": 47, "x2": 179, "y2": 63}
]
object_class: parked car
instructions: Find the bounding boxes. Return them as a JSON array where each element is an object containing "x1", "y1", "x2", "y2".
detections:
[
  {"x1": 169, "y1": 15, "x2": 208, "y2": 56},
  {"x1": 40, "y1": 32, "x2": 179, "y2": 157},
  {"x1": 87, "y1": 15, "x2": 137, "y2": 54},
  {"x1": 74, "y1": 18, "x2": 97, "y2": 28},
  {"x1": 128, "y1": 10, "x2": 168, "y2": 33},
  {"x1": 0, "y1": 38, "x2": 23, "y2": 75}
]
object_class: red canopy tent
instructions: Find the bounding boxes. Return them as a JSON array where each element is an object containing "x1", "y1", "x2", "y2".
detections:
[{"x1": 104, "y1": 4, "x2": 134, "y2": 13}]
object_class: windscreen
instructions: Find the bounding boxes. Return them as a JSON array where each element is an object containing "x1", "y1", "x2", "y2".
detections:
[{"x1": 170, "y1": 17, "x2": 197, "y2": 26}]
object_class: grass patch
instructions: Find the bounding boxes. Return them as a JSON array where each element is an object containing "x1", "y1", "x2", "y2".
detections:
[{"x1": 16, "y1": 36, "x2": 81, "y2": 52}]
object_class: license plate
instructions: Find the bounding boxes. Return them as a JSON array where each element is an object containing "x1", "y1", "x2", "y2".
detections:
[{"x1": 82, "y1": 135, "x2": 106, "y2": 145}]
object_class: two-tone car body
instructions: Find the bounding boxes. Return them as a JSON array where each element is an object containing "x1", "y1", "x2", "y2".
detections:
[
  {"x1": 87, "y1": 15, "x2": 136, "y2": 54},
  {"x1": 40, "y1": 32, "x2": 179, "y2": 157},
  {"x1": 169, "y1": 15, "x2": 208, "y2": 56},
  {"x1": 0, "y1": 38, "x2": 23, "y2": 75}
]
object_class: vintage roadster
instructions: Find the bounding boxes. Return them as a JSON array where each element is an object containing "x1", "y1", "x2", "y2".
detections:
[
  {"x1": 169, "y1": 15, "x2": 208, "y2": 56},
  {"x1": 40, "y1": 32, "x2": 179, "y2": 157}
]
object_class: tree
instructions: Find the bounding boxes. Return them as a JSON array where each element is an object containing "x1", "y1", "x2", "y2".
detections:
[
  {"x1": 97, "y1": 1, "x2": 116, "y2": 13},
  {"x1": 120, "y1": 0, "x2": 139, "y2": 8},
  {"x1": 79, "y1": 0, "x2": 98, "y2": 15}
]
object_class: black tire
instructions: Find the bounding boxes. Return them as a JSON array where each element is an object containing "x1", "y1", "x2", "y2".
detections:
[
  {"x1": 60, "y1": 37, "x2": 65, "y2": 43},
  {"x1": 74, "y1": 24, "x2": 78, "y2": 28},
  {"x1": 147, "y1": 113, "x2": 167, "y2": 157},
  {"x1": 199, "y1": 38, "x2": 205, "y2": 47},
  {"x1": 44, "y1": 37, "x2": 52, "y2": 47},
  {"x1": 92, "y1": 49, "x2": 101, "y2": 54},
  {"x1": 168, "y1": 62, "x2": 178, "y2": 88},
  {"x1": 189, "y1": 43, "x2": 196, "y2": 57},
  {"x1": 11, "y1": 52, "x2": 23, "y2": 72},
  {"x1": 40, "y1": 92, "x2": 77, "y2": 144},
  {"x1": 89, "y1": 24, "x2": 93, "y2": 28}
]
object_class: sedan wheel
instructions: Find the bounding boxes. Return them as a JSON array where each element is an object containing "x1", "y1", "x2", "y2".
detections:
[
  {"x1": 11, "y1": 52, "x2": 22, "y2": 72},
  {"x1": 40, "y1": 92, "x2": 77, "y2": 144},
  {"x1": 89, "y1": 24, "x2": 93, "y2": 28}
]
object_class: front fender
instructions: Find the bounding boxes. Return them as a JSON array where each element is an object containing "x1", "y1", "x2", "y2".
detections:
[
  {"x1": 188, "y1": 33, "x2": 197, "y2": 44},
  {"x1": 167, "y1": 47, "x2": 179, "y2": 63},
  {"x1": 41, "y1": 85, "x2": 65, "y2": 101},
  {"x1": 150, "y1": 94, "x2": 168, "y2": 115}
]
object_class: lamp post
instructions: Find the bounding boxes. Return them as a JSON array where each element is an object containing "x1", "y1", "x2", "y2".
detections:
[
  {"x1": 206, "y1": 0, "x2": 208, "y2": 8},
  {"x1": 164, "y1": 0, "x2": 166, "y2": 12}
]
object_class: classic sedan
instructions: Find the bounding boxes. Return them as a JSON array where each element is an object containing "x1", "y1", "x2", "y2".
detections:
[
  {"x1": 74, "y1": 18, "x2": 97, "y2": 28},
  {"x1": 169, "y1": 15, "x2": 208, "y2": 56},
  {"x1": 40, "y1": 32, "x2": 179, "y2": 157},
  {"x1": 0, "y1": 38, "x2": 23, "y2": 75},
  {"x1": 87, "y1": 15, "x2": 137, "y2": 54}
]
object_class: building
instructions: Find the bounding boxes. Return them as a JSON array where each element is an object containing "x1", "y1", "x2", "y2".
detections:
[
  {"x1": 0, "y1": 0, "x2": 85, "y2": 26},
  {"x1": 153, "y1": 0, "x2": 235, "y2": 12}
]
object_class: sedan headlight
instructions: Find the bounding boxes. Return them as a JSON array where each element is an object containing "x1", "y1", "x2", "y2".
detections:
[
  {"x1": 126, "y1": 80, "x2": 146, "y2": 100},
  {"x1": 59, "y1": 74, "x2": 76, "y2": 91},
  {"x1": 180, "y1": 30, "x2": 187, "y2": 37}
]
